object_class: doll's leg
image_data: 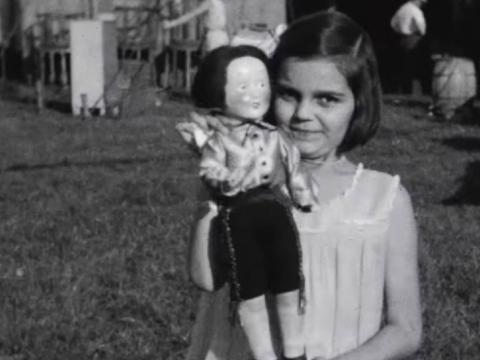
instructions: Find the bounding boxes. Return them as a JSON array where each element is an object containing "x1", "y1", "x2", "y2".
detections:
[
  {"x1": 226, "y1": 205, "x2": 277, "y2": 360},
  {"x1": 275, "y1": 291, "x2": 304, "y2": 359},
  {"x1": 266, "y1": 203, "x2": 305, "y2": 359},
  {"x1": 238, "y1": 296, "x2": 277, "y2": 360}
]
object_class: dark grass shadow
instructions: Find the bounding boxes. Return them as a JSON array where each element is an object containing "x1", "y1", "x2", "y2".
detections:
[
  {"x1": 384, "y1": 95, "x2": 431, "y2": 109},
  {"x1": 440, "y1": 136, "x2": 480, "y2": 152},
  {"x1": 450, "y1": 101, "x2": 480, "y2": 126},
  {"x1": 430, "y1": 100, "x2": 480, "y2": 126},
  {"x1": 46, "y1": 100, "x2": 72, "y2": 114},
  {"x1": 2, "y1": 153, "x2": 193, "y2": 173},
  {"x1": 443, "y1": 160, "x2": 480, "y2": 205}
]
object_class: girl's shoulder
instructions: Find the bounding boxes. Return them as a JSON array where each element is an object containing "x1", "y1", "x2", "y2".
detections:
[
  {"x1": 357, "y1": 166, "x2": 400, "y2": 190},
  {"x1": 346, "y1": 165, "x2": 402, "y2": 221}
]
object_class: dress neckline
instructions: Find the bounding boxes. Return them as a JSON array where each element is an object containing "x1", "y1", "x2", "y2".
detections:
[{"x1": 312, "y1": 160, "x2": 364, "y2": 210}]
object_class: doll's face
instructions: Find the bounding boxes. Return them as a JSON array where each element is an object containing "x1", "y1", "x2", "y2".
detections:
[{"x1": 224, "y1": 56, "x2": 271, "y2": 121}]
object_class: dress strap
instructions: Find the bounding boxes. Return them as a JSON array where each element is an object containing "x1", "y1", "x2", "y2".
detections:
[{"x1": 343, "y1": 169, "x2": 401, "y2": 222}]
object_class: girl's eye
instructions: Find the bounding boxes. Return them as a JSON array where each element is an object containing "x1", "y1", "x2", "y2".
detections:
[
  {"x1": 276, "y1": 88, "x2": 296, "y2": 101},
  {"x1": 316, "y1": 95, "x2": 338, "y2": 107},
  {"x1": 258, "y1": 81, "x2": 265, "y2": 88},
  {"x1": 239, "y1": 84, "x2": 247, "y2": 91}
]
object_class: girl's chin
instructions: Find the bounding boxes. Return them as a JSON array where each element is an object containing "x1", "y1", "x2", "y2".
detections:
[
  {"x1": 290, "y1": 131, "x2": 324, "y2": 144},
  {"x1": 295, "y1": 143, "x2": 334, "y2": 159}
]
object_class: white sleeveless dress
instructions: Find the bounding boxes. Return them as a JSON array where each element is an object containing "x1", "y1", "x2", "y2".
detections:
[{"x1": 185, "y1": 164, "x2": 400, "y2": 360}]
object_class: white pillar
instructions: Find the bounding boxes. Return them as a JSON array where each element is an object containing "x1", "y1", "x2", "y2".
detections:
[{"x1": 70, "y1": 19, "x2": 118, "y2": 116}]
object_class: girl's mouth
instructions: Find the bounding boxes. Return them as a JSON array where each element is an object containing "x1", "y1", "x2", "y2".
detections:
[{"x1": 289, "y1": 126, "x2": 324, "y2": 134}]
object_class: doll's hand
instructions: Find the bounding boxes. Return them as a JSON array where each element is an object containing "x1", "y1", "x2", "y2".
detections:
[
  {"x1": 225, "y1": 167, "x2": 248, "y2": 189},
  {"x1": 290, "y1": 178, "x2": 318, "y2": 212},
  {"x1": 201, "y1": 166, "x2": 230, "y2": 189}
]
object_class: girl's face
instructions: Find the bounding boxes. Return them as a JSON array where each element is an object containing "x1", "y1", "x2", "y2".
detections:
[
  {"x1": 224, "y1": 56, "x2": 271, "y2": 121},
  {"x1": 274, "y1": 58, "x2": 355, "y2": 161}
]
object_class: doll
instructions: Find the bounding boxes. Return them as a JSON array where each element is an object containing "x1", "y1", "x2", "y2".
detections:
[{"x1": 177, "y1": 45, "x2": 316, "y2": 360}]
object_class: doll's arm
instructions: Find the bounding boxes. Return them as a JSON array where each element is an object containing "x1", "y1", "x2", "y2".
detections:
[
  {"x1": 176, "y1": 121, "x2": 212, "y2": 153},
  {"x1": 278, "y1": 131, "x2": 318, "y2": 210},
  {"x1": 199, "y1": 136, "x2": 231, "y2": 189},
  {"x1": 201, "y1": 132, "x2": 257, "y2": 195},
  {"x1": 176, "y1": 112, "x2": 229, "y2": 153}
]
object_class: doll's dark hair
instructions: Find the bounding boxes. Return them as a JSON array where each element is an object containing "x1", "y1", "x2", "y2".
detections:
[
  {"x1": 270, "y1": 11, "x2": 382, "y2": 153},
  {"x1": 191, "y1": 45, "x2": 270, "y2": 110}
]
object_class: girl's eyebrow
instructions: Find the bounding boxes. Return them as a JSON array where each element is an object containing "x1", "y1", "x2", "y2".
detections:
[
  {"x1": 276, "y1": 82, "x2": 346, "y2": 98},
  {"x1": 275, "y1": 82, "x2": 300, "y2": 96},
  {"x1": 312, "y1": 90, "x2": 346, "y2": 98}
]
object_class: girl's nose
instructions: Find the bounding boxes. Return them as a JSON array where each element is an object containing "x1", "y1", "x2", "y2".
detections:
[{"x1": 294, "y1": 99, "x2": 315, "y2": 121}]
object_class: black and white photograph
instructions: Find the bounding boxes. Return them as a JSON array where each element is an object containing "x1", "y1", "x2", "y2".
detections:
[{"x1": 0, "y1": 1, "x2": 479, "y2": 359}]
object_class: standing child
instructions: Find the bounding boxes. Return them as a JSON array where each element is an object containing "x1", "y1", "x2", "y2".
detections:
[
  {"x1": 186, "y1": 11, "x2": 422, "y2": 360},
  {"x1": 177, "y1": 45, "x2": 317, "y2": 360}
]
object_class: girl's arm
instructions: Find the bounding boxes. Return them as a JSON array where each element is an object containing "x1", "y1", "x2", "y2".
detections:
[
  {"x1": 188, "y1": 181, "x2": 229, "y2": 291},
  {"x1": 326, "y1": 186, "x2": 422, "y2": 360},
  {"x1": 188, "y1": 194, "x2": 218, "y2": 291}
]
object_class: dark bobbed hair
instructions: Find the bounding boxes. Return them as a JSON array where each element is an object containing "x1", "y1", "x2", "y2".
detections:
[
  {"x1": 191, "y1": 45, "x2": 270, "y2": 110},
  {"x1": 270, "y1": 11, "x2": 382, "y2": 153}
]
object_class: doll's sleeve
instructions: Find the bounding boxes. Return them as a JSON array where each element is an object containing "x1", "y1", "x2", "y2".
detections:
[
  {"x1": 199, "y1": 134, "x2": 231, "y2": 191},
  {"x1": 277, "y1": 131, "x2": 318, "y2": 210},
  {"x1": 176, "y1": 120, "x2": 212, "y2": 153}
]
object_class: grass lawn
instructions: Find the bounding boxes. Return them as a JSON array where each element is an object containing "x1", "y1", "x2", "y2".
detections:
[{"x1": 0, "y1": 95, "x2": 479, "y2": 359}]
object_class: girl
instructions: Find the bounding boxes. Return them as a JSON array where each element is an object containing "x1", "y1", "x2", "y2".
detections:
[{"x1": 187, "y1": 11, "x2": 422, "y2": 360}]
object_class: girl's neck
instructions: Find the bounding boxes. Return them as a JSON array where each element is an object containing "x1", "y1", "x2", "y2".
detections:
[
  {"x1": 302, "y1": 154, "x2": 358, "y2": 204},
  {"x1": 301, "y1": 152, "x2": 345, "y2": 170}
]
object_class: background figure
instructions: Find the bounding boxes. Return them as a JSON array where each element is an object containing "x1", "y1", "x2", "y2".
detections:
[
  {"x1": 392, "y1": 0, "x2": 480, "y2": 118},
  {"x1": 223, "y1": 0, "x2": 286, "y2": 39},
  {"x1": 164, "y1": 0, "x2": 287, "y2": 54}
]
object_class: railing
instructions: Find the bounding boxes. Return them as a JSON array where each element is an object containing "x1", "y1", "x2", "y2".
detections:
[
  {"x1": 115, "y1": 5, "x2": 162, "y2": 86},
  {"x1": 24, "y1": 1, "x2": 208, "y2": 111},
  {"x1": 34, "y1": 12, "x2": 86, "y2": 88},
  {"x1": 163, "y1": 0, "x2": 206, "y2": 93}
]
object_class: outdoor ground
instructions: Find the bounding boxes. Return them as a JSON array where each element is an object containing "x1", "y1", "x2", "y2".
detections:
[{"x1": 0, "y1": 94, "x2": 479, "y2": 360}]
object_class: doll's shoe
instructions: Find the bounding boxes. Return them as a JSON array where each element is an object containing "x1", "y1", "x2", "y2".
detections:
[
  {"x1": 282, "y1": 355, "x2": 307, "y2": 360},
  {"x1": 295, "y1": 204, "x2": 312, "y2": 213}
]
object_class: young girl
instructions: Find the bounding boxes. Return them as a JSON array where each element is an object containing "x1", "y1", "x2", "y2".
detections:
[
  {"x1": 186, "y1": 11, "x2": 422, "y2": 360},
  {"x1": 177, "y1": 45, "x2": 317, "y2": 360}
]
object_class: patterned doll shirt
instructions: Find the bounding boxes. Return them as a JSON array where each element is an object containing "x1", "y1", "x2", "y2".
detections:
[{"x1": 178, "y1": 118, "x2": 317, "y2": 207}]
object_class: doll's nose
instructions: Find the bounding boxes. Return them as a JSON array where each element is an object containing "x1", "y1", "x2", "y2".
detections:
[{"x1": 249, "y1": 87, "x2": 267, "y2": 101}]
